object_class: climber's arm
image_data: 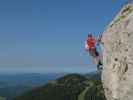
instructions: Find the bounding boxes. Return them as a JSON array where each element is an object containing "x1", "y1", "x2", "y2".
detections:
[
  {"x1": 96, "y1": 34, "x2": 104, "y2": 46},
  {"x1": 85, "y1": 41, "x2": 89, "y2": 51}
]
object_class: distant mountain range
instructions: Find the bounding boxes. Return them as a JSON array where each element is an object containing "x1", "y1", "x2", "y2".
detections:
[
  {"x1": 0, "y1": 96, "x2": 6, "y2": 100},
  {"x1": 0, "y1": 73, "x2": 65, "y2": 100},
  {"x1": 13, "y1": 73, "x2": 106, "y2": 100},
  {"x1": 0, "y1": 72, "x2": 106, "y2": 100}
]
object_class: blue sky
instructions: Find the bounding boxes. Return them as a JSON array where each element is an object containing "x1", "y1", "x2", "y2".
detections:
[{"x1": 0, "y1": 0, "x2": 127, "y2": 73}]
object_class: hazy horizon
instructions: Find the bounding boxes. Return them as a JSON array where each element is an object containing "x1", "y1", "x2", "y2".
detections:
[{"x1": 0, "y1": 66, "x2": 96, "y2": 74}]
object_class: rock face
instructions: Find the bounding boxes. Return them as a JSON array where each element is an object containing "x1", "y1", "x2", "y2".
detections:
[{"x1": 101, "y1": 1, "x2": 133, "y2": 100}]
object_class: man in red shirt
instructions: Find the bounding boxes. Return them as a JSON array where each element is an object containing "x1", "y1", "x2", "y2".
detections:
[{"x1": 85, "y1": 33, "x2": 102, "y2": 70}]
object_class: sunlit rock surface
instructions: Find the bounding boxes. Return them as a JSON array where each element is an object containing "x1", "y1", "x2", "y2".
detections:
[{"x1": 102, "y1": 1, "x2": 133, "y2": 100}]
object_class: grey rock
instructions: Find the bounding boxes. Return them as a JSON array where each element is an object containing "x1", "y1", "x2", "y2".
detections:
[{"x1": 101, "y1": 2, "x2": 133, "y2": 100}]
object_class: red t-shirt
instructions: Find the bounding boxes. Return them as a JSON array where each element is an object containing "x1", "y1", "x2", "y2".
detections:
[{"x1": 86, "y1": 37, "x2": 95, "y2": 49}]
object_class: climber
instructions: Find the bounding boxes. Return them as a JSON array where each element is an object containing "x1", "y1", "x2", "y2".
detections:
[{"x1": 85, "y1": 33, "x2": 103, "y2": 71}]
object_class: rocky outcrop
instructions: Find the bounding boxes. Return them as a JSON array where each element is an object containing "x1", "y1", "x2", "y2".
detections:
[{"x1": 101, "y1": 1, "x2": 133, "y2": 100}]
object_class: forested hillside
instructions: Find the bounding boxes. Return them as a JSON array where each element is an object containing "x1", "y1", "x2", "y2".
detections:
[{"x1": 14, "y1": 73, "x2": 106, "y2": 100}]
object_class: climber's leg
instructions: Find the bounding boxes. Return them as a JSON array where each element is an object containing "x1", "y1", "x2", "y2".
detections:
[
  {"x1": 97, "y1": 59, "x2": 103, "y2": 71},
  {"x1": 89, "y1": 47, "x2": 103, "y2": 71},
  {"x1": 94, "y1": 48, "x2": 103, "y2": 70},
  {"x1": 89, "y1": 48, "x2": 97, "y2": 64}
]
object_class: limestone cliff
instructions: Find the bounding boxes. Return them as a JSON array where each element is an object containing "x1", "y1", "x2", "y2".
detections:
[{"x1": 101, "y1": 1, "x2": 133, "y2": 100}]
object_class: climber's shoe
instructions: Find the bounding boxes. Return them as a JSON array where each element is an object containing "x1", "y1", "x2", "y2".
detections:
[
  {"x1": 97, "y1": 61, "x2": 103, "y2": 71},
  {"x1": 98, "y1": 60, "x2": 103, "y2": 66}
]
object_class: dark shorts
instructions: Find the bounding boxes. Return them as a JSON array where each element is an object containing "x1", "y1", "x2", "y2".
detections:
[{"x1": 89, "y1": 47, "x2": 99, "y2": 57}]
